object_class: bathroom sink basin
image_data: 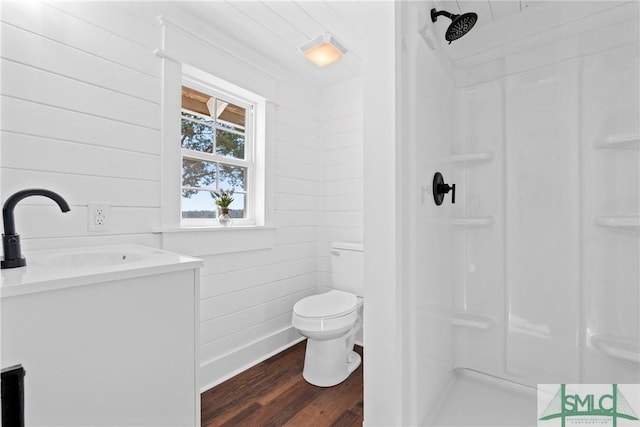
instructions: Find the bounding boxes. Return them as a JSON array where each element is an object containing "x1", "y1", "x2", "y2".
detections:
[
  {"x1": 25, "y1": 245, "x2": 159, "y2": 269},
  {"x1": 1, "y1": 244, "x2": 203, "y2": 298},
  {"x1": 44, "y1": 252, "x2": 145, "y2": 268}
]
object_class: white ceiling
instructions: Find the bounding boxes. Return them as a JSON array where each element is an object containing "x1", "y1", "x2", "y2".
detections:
[
  {"x1": 124, "y1": 1, "x2": 627, "y2": 88},
  {"x1": 181, "y1": 1, "x2": 366, "y2": 87},
  {"x1": 435, "y1": 0, "x2": 546, "y2": 31},
  {"x1": 179, "y1": 0, "x2": 544, "y2": 87}
]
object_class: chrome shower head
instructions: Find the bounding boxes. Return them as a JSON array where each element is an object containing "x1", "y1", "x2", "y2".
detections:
[{"x1": 431, "y1": 8, "x2": 478, "y2": 44}]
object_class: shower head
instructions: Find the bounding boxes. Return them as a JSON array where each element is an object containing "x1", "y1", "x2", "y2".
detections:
[{"x1": 431, "y1": 8, "x2": 478, "y2": 44}]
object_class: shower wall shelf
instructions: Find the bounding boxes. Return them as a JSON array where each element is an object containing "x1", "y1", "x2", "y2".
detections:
[
  {"x1": 593, "y1": 134, "x2": 640, "y2": 150},
  {"x1": 594, "y1": 216, "x2": 639, "y2": 232},
  {"x1": 452, "y1": 312, "x2": 495, "y2": 330},
  {"x1": 451, "y1": 216, "x2": 495, "y2": 228},
  {"x1": 591, "y1": 335, "x2": 640, "y2": 363},
  {"x1": 449, "y1": 152, "x2": 495, "y2": 167}
]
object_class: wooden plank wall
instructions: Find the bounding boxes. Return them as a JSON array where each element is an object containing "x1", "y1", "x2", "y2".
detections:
[
  {"x1": 318, "y1": 78, "x2": 364, "y2": 289},
  {"x1": 1, "y1": 1, "x2": 161, "y2": 246},
  {"x1": 0, "y1": 1, "x2": 364, "y2": 391}
]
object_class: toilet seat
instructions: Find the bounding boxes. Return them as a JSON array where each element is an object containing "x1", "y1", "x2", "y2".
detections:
[
  {"x1": 293, "y1": 290, "x2": 357, "y2": 319},
  {"x1": 292, "y1": 290, "x2": 362, "y2": 335}
]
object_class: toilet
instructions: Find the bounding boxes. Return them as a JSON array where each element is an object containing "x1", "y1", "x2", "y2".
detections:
[{"x1": 292, "y1": 242, "x2": 364, "y2": 387}]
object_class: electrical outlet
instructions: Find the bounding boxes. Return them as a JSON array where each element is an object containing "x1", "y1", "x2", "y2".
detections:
[{"x1": 88, "y1": 203, "x2": 111, "y2": 231}]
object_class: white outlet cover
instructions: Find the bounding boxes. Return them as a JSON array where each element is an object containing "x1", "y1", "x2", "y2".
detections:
[{"x1": 88, "y1": 203, "x2": 111, "y2": 232}]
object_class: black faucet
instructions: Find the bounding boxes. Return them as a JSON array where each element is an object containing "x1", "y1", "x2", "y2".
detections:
[{"x1": 2, "y1": 189, "x2": 70, "y2": 269}]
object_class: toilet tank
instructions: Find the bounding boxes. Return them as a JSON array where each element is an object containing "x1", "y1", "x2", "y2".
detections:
[{"x1": 330, "y1": 242, "x2": 364, "y2": 297}]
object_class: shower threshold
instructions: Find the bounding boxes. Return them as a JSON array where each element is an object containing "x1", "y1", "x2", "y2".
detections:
[{"x1": 426, "y1": 368, "x2": 538, "y2": 426}]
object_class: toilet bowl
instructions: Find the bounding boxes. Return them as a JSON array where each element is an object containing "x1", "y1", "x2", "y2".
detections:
[
  {"x1": 293, "y1": 290, "x2": 363, "y2": 387},
  {"x1": 292, "y1": 242, "x2": 364, "y2": 387}
]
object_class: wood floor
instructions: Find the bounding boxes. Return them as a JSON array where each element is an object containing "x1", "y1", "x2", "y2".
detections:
[{"x1": 201, "y1": 341, "x2": 364, "y2": 427}]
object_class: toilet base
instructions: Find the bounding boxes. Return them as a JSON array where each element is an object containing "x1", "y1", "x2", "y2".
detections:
[
  {"x1": 346, "y1": 350, "x2": 361, "y2": 375},
  {"x1": 302, "y1": 337, "x2": 361, "y2": 387}
]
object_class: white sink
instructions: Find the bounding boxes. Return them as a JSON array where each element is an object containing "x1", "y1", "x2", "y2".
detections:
[
  {"x1": 1, "y1": 244, "x2": 203, "y2": 298},
  {"x1": 42, "y1": 251, "x2": 144, "y2": 268}
]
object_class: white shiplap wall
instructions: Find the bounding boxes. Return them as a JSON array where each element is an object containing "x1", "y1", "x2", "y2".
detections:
[
  {"x1": 0, "y1": 1, "x2": 332, "y2": 390},
  {"x1": 318, "y1": 78, "x2": 364, "y2": 288},
  {"x1": 1, "y1": 1, "x2": 162, "y2": 249}
]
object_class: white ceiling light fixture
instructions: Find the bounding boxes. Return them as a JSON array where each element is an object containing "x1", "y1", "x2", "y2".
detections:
[{"x1": 299, "y1": 32, "x2": 348, "y2": 67}]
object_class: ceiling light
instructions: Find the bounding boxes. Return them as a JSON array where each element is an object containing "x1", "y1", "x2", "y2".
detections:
[{"x1": 299, "y1": 33, "x2": 348, "y2": 67}]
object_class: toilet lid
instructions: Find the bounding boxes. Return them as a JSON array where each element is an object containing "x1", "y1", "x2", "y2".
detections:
[{"x1": 294, "y1": 290, "x2": 357, "y2": 319}]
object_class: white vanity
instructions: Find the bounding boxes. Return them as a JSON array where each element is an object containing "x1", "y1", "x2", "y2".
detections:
[{"x1": 1, "y1": 244, "x2": 202, "y2": 426}]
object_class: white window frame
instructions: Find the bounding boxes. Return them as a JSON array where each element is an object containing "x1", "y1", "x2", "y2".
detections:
[{"x1": 180, "y1": 65, "x2": 266, "y2": 227}]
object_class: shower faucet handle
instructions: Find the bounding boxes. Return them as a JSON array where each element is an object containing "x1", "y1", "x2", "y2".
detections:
[
  {"x1": 449, "y1": 183, "x2": 456, "y2": 204},
  {"x1": 438, "y1": 183, "x2": 455, "y2": 204},
  {"x1": 433, "y1": 172, "x2": 456, "y2": 205}
]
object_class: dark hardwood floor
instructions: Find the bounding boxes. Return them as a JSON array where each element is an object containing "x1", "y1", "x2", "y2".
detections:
[{"x1": 201, "y1": 341, "x2": 364, "y2": 427}]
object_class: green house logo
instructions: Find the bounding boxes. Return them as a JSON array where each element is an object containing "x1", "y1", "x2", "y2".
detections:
[{"x1": 539, "y1": 384, "x2": 639, "y2": 427}]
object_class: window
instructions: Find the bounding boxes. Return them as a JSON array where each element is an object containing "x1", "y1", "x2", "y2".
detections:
[{"x1": 180, "y1": 79, "x2": 259, "y2": 226}]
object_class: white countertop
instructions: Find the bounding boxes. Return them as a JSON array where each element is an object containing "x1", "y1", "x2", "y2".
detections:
[{"x1": 1, "y1": 244, "x2": 203, "y2": 298}]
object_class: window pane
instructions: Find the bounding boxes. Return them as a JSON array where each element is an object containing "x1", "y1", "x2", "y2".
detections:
[
  {"x1": 182, "y1": 111, "x2": 214, "y2": 125},
  {"x1": 215, "y1": 128, "x2": 245, "y2": 159},
  {"x1": 182, "y1": 158, "x2": 216, "y2": 189},
  {"x1": 181, "y1": 114, "x2": 214, "y2": 153},
  {"x1": 228, "y1": 193, "x2": 245, "y2": 219},
  {"x1": 182, "y1": 86, "x2": 213, "y2": 117},
  {"x1": 216, "y1": 99, "x2": 245, "y2": 131},
  {"x1": 181, "y1": 190, "x2": 217, "y2": 219},
  {"x1": 180, "y1": 81, "x2": 257, "y2": 225},
  {"x1": 219, "y1": 164, "x2": 246, "y2": 191}
]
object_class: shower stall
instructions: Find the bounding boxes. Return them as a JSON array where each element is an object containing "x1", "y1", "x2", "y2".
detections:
[{"x1": 398, "y1": 1, "x2": 640, "y2": 425}]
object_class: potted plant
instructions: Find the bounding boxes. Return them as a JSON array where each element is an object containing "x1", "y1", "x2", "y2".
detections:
[{"x1": 211, "y1": 189, "x2": 234, "y2": 226}]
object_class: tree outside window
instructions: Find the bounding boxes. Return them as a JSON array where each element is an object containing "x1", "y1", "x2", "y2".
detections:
[{"x1": 181, "y1": 85, "x2": 252, "y2": 221}]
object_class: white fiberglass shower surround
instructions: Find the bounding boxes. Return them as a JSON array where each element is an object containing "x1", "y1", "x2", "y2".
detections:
[{"x1": 398, "y1": 1, "x2": 639, "y2": 425}]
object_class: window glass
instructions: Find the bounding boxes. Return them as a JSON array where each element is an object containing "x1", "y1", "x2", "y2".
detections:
[
  {"x1": 219, "y1": 164, "x2": 246, "y2": 191},
  {"x1": 228, "y1": 193, "x2": 245, "y2": 218},
  {"x1": 216, "y1": 99, "x2": 246, "y2": 132},
  {"x1": 181, "y1": 113, "x2": 214, "y2": 153},
  {"x1": 182, "y1": 158, "x2": 216, "y2": 189},
  {"x1": 215, "y1": 128, "x2": 245, "y2": 159},
  {"x1": 181, "y1": 85, "x2": 253, "y2": 223},
  {"x1": 181, "y1": 190, "x2": 217, "y2": 219}
]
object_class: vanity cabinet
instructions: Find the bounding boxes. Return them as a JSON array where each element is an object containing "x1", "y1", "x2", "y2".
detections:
[{"x1": 1, "y1": 245, "x2": 201, "y2": 426}]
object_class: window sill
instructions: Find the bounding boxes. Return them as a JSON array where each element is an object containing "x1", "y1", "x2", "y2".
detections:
[
  {"x1": 154, "y1": 225, "x2": 276, "y2": 256},
  {"x1": 155, "y1": 225, "x2": 275, "y2": 233}
]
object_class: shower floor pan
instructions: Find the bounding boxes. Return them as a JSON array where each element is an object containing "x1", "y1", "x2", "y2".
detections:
[{"x1": 427, "y1": 368, "x2": 537, "y2": 426}]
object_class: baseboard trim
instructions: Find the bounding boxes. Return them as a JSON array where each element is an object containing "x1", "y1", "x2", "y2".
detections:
[{"x1": 200, "y1": 326, "x2": 305, "y2": 393}]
